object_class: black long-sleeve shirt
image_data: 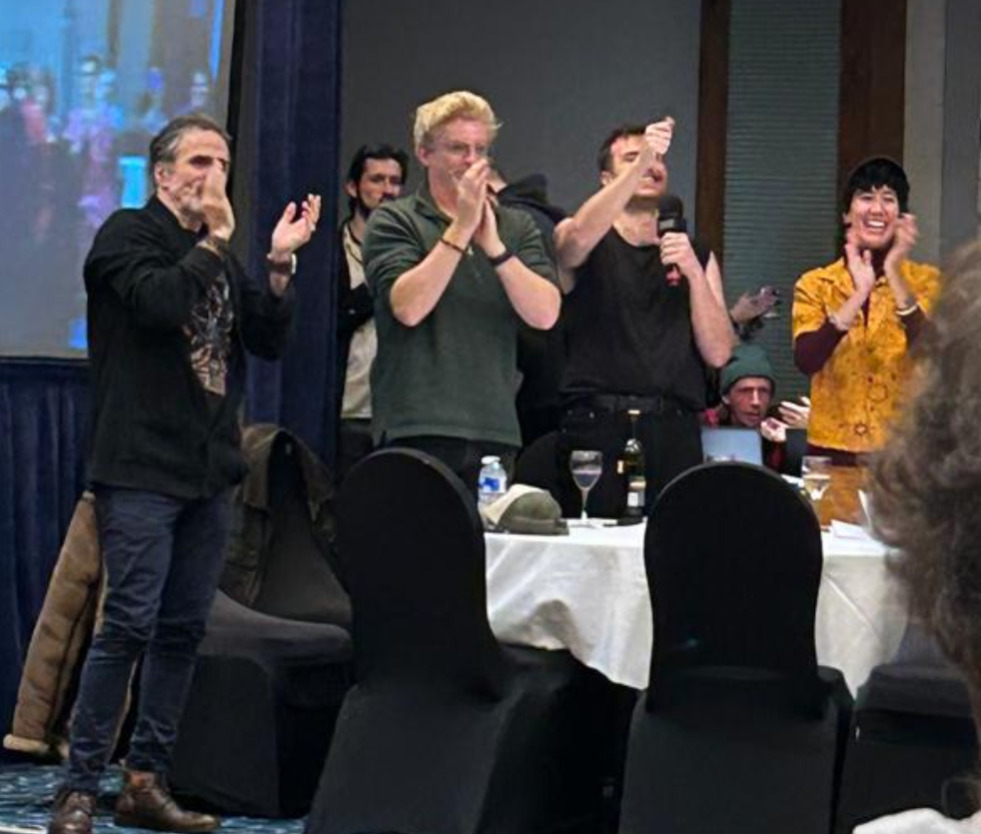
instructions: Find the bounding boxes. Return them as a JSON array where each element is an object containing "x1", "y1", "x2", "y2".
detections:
[{"x1": 84, "y1": 196, "x2": 294, "y2": 498}]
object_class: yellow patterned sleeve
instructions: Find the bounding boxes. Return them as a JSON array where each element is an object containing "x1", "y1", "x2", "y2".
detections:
[
  {"x1": 905, "y1": 261, "x2": 942, "y2": 314},
  {"x1": 792, "y1": 267, "x2": 831, "y2": 341}
]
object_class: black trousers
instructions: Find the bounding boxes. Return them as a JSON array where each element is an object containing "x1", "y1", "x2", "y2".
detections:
[
  {"x1": 67, "y1": 486, "x2": 230, "y2": 791},
  {"x1": 336, "y1": 418, "x2": 374, "y2": 483},
  {"x1": 558, "y1": 406, "x2": 703, "y2": 518}
]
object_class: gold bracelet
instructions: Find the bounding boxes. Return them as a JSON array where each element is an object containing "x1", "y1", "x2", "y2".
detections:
[
  {"x1": 896, "y1": 301, "x2": 919, "y2": 317},
  {"x1": 439, "y1": 236, "x2": 466, "y2": 255}
]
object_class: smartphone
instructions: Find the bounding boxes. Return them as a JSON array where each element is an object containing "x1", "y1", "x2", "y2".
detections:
[{"x1": 754, "y1": 285, "x2": 781, "y2": 319}]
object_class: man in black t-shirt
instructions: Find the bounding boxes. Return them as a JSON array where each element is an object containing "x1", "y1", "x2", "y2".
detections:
[{"x1": 551, "y1": 120, "x2": 733, "y2": 514}]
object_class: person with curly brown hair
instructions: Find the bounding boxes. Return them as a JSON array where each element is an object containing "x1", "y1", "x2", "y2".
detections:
[{"x1": 862, "y1": 241, "x2": 981, "y2": 832}]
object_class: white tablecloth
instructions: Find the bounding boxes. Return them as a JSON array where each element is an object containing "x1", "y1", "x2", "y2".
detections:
[{"x1": 485, "y1": 522, "x2": 906, "y2": 693}]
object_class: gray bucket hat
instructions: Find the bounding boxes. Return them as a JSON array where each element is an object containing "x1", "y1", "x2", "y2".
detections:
[{"x1": 481, "y1": 485, "x2": 569, "y2": 536}]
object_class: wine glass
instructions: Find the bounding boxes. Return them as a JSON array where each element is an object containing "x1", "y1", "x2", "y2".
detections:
[
  {"x1": 801, "y1": 455, "x2": 832, "y2": 505},
  {"x1": 569, "y1": 450, "x2": 603, "y2": 521}
]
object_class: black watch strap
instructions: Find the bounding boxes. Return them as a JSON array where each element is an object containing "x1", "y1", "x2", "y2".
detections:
[{"x1": 487, "y1": 248, "x2": 515, "y2": 268}]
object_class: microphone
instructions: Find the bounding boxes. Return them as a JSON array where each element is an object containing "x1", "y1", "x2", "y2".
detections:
[{"x1": 657, "y1": 195, "x2": 687, "y2": 286}]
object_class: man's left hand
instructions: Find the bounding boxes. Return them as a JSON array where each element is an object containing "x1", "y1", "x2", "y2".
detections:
[
  {"x1": 472, "y1": 198, "x2": 503, "y2": 257},
  {"x1": 270, "y1": 193, "x2": 321, "y2": 260},
  {"x1": 659, "y1": 231, "x2": 701, "y2": 280}
]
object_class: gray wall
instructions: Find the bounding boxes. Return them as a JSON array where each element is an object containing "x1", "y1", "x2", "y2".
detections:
[
  {"x1": 905, "y1": 0, "x2": 981, "y2": 263},
  {"x1": 722, "y1": 0, "x2": 841, "y2": 400},
  {"x1": 340, "y1": 0, "x2": 702, "y2": 218},
  {"x1": 940, "y1": 0, "x2": 981, "y2": 259}
]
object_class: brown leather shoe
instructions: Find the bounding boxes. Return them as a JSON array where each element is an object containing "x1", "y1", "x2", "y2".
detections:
[
  {"x1": 48, "y1": 787, "x2": 96, "y2": 834},
  {"x1": 114, "y1": 770, "x2": 220, "y2": 832}
]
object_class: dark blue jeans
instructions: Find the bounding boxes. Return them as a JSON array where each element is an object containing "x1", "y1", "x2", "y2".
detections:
[{"x1": 66, "y1": 486, "x2": 230, "y2": 793}]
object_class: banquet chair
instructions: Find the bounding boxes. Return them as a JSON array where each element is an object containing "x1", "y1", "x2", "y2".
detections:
[
  {"x1": 513, "y1": 429, "x2": 574, "y2": 508},
  {"x1": 305, "y1": 448, "x2": 610, "y2": 834},
  {"x1": 618, "y1": 462, "x2": 851, "y2": 834},
  {"x1": 834, "y1": 622, "x2": 978, "y2": 832},
  {"x1": 169, "y1": 591, "x2": 352, "y2": 817}
]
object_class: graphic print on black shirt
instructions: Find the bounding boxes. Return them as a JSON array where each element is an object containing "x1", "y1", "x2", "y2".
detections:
[{"x1": 184, "y1": 272, "x2": 233, "y2": 396}]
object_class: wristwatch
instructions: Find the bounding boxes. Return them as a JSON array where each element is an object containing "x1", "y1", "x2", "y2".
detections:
[{"x1": 266, "y1": 252, "x2": 297, "y2": 276}]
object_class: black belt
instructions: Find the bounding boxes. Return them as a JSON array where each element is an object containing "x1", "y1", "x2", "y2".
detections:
[{"x1": 566, "y1": 393, "x2": 691, "y2": 417}]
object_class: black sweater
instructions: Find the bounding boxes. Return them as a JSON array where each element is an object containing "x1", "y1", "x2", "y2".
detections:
[{"x1": 84, "y1": 196, "x2": 294, "y2": 498}]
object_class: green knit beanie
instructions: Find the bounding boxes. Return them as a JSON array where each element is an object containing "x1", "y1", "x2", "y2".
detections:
[{"x1": 720, "y1": 344, "x2": 776, "y2": 395}]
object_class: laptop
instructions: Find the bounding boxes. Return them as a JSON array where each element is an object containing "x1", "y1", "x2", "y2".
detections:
[{"x1": 700, "y1": 426, "x2": 764, "y2": 466}]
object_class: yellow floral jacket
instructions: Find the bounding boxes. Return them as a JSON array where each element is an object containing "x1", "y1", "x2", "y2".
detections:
[{"x1": 792, "y1": 257, "x2": 940, "y2": 454}]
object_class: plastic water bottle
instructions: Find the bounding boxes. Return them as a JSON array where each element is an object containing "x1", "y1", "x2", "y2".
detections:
[{"x1": 478, "y1": 456, "x2": 508, "y2": 509}]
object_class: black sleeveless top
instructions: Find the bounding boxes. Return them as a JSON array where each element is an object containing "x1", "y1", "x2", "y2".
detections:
[{"x1": 561, "y1": 228, "x2": 711, "y2": 410}]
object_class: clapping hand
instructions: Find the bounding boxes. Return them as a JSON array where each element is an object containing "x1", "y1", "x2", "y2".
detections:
[
  {"x1": 844, "y1": 226, "x2": 876, "y2": 299},
  {"x1": 270, "y1": 193, "x2": 321, "y2": 259},
  {"x1": 777, "y1": 396, "x2": 810, "y2": 428},
  {"x1": 884, "y1": 213, "x2": 918, "y2": 276},
  {"x1": 455, "y1": 158, "x2": 491, "y2": 239},
  {"x1": 201, "y1": 166, "x2": 235, "y2": 240},
  {"x1": 760, "y1": 417, "x2": 789, "y2": 444}
]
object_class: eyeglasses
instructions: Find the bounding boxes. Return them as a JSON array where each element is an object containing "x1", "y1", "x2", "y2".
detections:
[{"x1": 435, "y1": 141, "x2": 490, "y2": 160}]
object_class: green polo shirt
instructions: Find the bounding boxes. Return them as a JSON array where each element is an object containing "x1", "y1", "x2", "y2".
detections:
[{"x1": 364, "y1": 184, "x2": 557, "y2": 446}]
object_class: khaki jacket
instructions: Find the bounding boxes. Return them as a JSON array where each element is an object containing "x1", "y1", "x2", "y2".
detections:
[{"x1": 4, "y1": 492, "x2": 101, "y2": 756}]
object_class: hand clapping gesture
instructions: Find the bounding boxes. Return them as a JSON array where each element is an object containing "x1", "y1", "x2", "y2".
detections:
[
  {"x1": 884, "y1": 213, "x2": 918, "y2": 277},
  {"x1": 844, "y1": 225, "x2": 876, "y2": 300},
  {"x1": 777, "y1": 396, "x2": 811, "y2": 429},
  {"x1": 454, "y1": 158, "x2": 491, "y2": 240},
  {"x1": 267, "y1": 193, "x2": 322, "y2": 295},
  {"x1": 883, "y1": 213, "x2": 918, "y2": 308},
  {"x1": 270, "y1": 193, "x2": 321, "y2": 257},
  {"x1": 201, "y1": 167, "x2": 236, "y2": 240}
]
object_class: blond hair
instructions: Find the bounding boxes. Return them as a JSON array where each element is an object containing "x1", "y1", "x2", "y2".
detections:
[{"x1": 412, "y1": 90, "x2": 500, "y2": 151}]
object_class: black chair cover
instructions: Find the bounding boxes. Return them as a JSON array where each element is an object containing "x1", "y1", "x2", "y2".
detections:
[
  {"x1": 306, "y1": 448, "x2": 609, "y2": 834},
  {"x1": 169, "y1": 591, "x2": 352, "y2": 817},
  {"x1": 252, "y1": 431, "x2": 351, "y2": 627},
  {"x1": 513, "y1": 430, "x2": 585, "y2": 518},
  {"x1": 835, "y1": 622, "x2": 979, "y2": 832},
  {"x1": 618, "y1": 462, "x2": 851, "y2": 834}
]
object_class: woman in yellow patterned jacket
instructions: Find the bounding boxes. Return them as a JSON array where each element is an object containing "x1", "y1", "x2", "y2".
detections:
[{"x1": 792, "y1": 157, "x2": 940, "y2": 465}]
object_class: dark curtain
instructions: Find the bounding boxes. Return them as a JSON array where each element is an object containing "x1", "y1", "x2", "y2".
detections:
[
  {"x1": 0, "y1": 360, "x2": 89, "y2": 759},
  {"x1": 0, "y1": 0, "x2": 343, "y2": 756},
  {"x1": 237, "y1": 0, "x2": 342, "y2": 465}
]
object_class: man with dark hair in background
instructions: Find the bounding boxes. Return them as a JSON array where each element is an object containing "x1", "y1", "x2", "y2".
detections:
[
  {"x1": 552, "y1": 118, "x2": 733, "y2": 515},
  {"x1": 49, "y1": 113, "x2": 320, "y2": 834},
  {"x1": 335, "y1": 143, "x2": 408, "y2": 480}
]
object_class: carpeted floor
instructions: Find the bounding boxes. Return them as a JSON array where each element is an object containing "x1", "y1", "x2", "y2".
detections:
[{"x1": 0, "y1": 764, "x2": 306, "y2": 833}]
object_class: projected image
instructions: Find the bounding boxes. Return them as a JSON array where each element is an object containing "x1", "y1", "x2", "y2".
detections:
[{"x1": 0, "y1": 0, "x2": 233, "y2": 358}]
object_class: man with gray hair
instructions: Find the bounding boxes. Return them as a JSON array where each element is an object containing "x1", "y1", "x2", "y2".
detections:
[
  {"x1": 363, "y1": 90, "x2": 560, "y2": 491},
  {"x1": 49, "y1": 114, "x2": 320, "y2": 834}
]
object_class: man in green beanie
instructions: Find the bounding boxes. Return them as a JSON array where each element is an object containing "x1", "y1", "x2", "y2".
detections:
[{"x1": 711, "y1": 344, "x2": 810, "y2": 470}]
